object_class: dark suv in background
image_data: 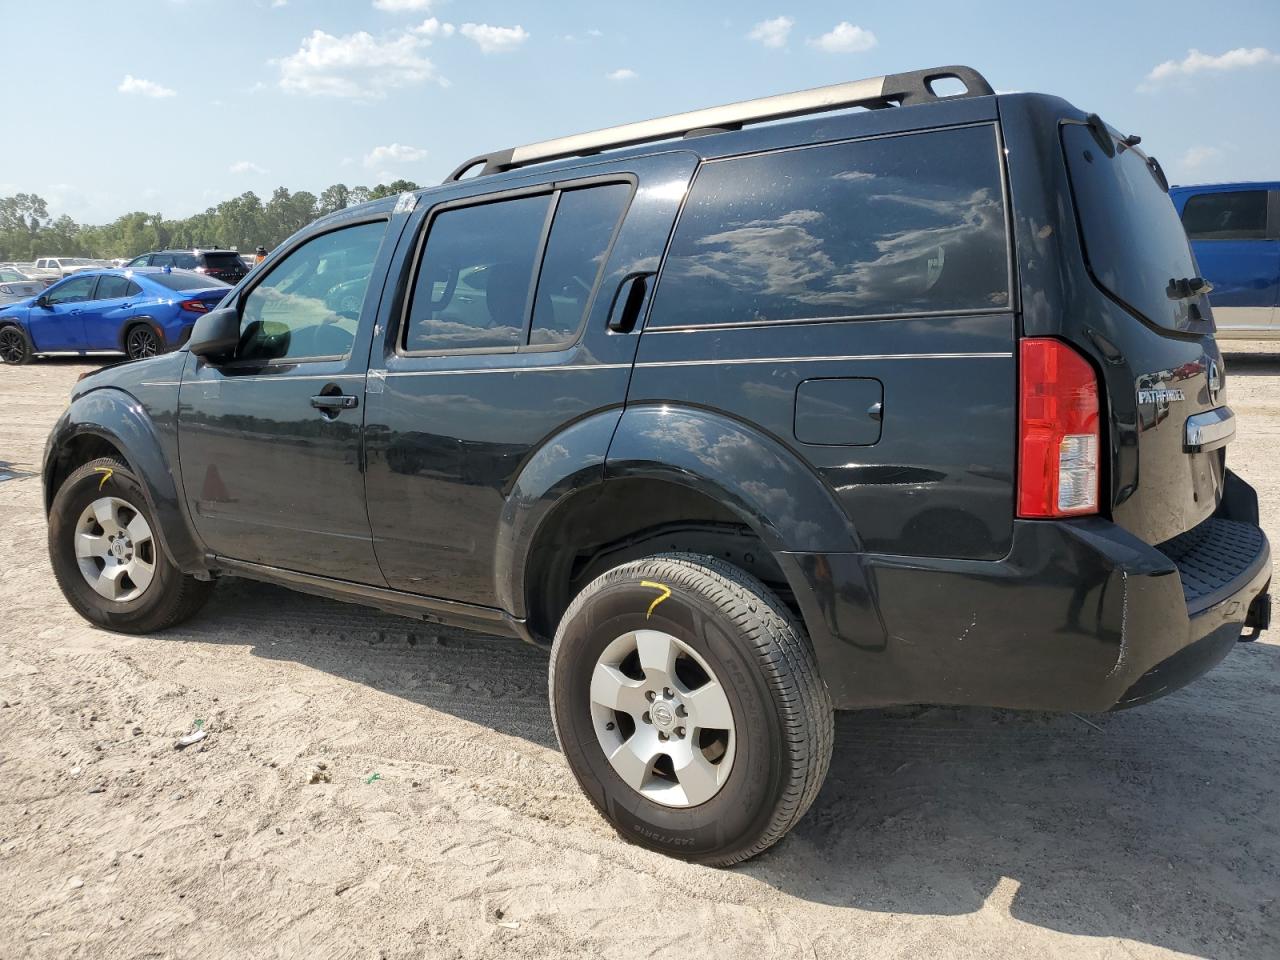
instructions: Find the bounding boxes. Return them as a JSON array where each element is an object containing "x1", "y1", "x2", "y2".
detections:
[
  {"x1": 41, "y1": 66, "x2": 1271, "y2": 866},
  {"x1": 125, "y1": 248, "x2": 249, "y2": 285}
]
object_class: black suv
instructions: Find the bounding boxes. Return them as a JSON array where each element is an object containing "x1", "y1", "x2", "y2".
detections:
[
  {"x1": 125, "y1": 248, "x2": 249, "y2": 285},
  {"x1": 42, "y1": 66, "x2": 1271, "y2": 866}
]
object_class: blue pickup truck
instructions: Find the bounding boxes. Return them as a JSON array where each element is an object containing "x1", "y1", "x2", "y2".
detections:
[{"x1": 1170, "y1": 182, "x2": 1280, "y2": 339}]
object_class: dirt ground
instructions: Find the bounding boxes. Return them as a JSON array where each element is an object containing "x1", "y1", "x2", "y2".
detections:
[{"x1": 1, "y1": 350, "x2": 1277, "y2": 960}]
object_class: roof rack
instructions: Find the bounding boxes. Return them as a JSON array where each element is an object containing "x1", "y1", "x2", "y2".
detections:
[{"x1": 445, "y1": 65, "x2": 994, "y2": 182}]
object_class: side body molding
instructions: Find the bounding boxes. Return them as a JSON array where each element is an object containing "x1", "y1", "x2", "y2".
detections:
[
  {"x1": 43, "y1": 387, "x2": 206, "y2": 573},
  {"x1": 604, "y1": 404, "x2": 860, "y2": 555}
]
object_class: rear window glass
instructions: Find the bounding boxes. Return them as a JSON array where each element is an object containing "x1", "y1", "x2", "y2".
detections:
[
  {"x1": 1062, "y1": 124, "x2": 1205, "y2": 333},
  {"x1": 149, "y1": 270, "x2": 231, "y2": 291},
  {"x1": 650, "y1": 125, "x2": 1010, "y2": 328},
  {"x1": 202, "y1": 252, "x2": 245, "y2": 267},
  {"x1": 1181, "y1": 191, "x2": 1267, "y2": 240}
]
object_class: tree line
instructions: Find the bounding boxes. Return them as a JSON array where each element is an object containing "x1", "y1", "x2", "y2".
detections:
[{"x1": 0, "y1": 180, "x2": 421, "y2": 262}]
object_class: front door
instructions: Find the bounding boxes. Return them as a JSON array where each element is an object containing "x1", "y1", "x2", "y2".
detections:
[
  {"x1": 177, "y1": 216, "x2": 399, "y2": 582},
  {"x1": 27, "y1": 273, "x2": 94, "y2": 351},
  {"x1": 362, "y1": 154, "x2": 697, "y2": 608}
]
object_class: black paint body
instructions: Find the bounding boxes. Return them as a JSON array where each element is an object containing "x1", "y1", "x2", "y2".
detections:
[{"x1": 44, "y1": 92, "x2": 1270, "y2": 710}]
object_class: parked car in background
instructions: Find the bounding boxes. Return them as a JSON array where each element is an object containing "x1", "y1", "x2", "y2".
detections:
[
  {"x1": 125, "y1": 248, "x2": 249, "y2": 285},
  {"x1": 0, "y1": 267, "x2": 230, "y2": 364},
  {"x1": 1171, "y1": 182, "x2": 1279, "y2": 339},
  {"x1": 32, "y1": 257, "x2": 100, "y2": 279},
  {"x1": 37, "y1": 67, "x2": 1270, "y2": 866},
  {"x1": 0, "y1": 267, "x2": 46, "y2": 305}
]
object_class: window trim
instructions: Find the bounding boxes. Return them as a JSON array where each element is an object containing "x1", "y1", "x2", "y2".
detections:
[
  {"x1": 1180, "y1": 188, "x2": 1270, "y2": 242},
  {"x1": 395, "y1": 172, "x2": 637, "y2": 359},
  {"x1": 644, "y1": 121, "x2": 1015, "y2": 333},
  {"x1": 215, "y1": 213, "x2": 392, "y2": 370}
]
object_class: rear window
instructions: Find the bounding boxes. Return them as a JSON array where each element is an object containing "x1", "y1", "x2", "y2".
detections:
[
  {"x1": 1062, "y1": 124, "x2": 1206, "y2": 333},
  {"x1": 1181, "y1": 190, "x2": 1267, "y2": 240},
  {"x1": 650, "y1": 125, "x2": 1011, "y2": 328},
  {"x1": 149, "y1": 270, "x2": 231, "y2": 291},
  {"x1": 202, "y1": 252, "x2": 245, "y2": 268}
]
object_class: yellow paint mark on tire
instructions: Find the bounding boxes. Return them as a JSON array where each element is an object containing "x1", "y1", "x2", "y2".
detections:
[
  {"x1": 640, "y1": 580, "x2": 672, "y2": 619},
  {"x1": 94, "y1": 467, "x2": 114, "y2": 490}
]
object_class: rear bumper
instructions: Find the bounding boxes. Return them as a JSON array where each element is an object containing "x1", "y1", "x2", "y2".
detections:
[{"x1": 784, "y1": 472, "x2": 1271, "y2": 711}]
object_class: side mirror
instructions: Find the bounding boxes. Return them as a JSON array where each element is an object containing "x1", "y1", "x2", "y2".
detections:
[
  {"x1": 34, "y1": 295, "x2": 48, "y2": 308},
  {"x1": 187, "y1": 307, "x2": 240, "y2": 362}
]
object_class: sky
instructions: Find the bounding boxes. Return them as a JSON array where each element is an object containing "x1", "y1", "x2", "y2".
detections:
[{"x1": 2, "y1": 0, "x2": 1278, "y2": 224}]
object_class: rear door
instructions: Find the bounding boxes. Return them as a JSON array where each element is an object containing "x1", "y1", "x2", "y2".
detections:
[
  {"x1": 81, "y1": 273, "x2": 134, "y2": 349},
  {"x1": 1176, "y1": 187, "x2": 1279, "y2": 336},
  {"x1": 362, "y1": 153, "x2": 697, "y2": 606}
]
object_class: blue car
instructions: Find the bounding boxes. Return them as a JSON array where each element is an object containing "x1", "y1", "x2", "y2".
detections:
[
  {"x1": 1170, "y1": 181, "x2": 1280, "y2": 339},
  {"x1": 0, "y1": 268, "x2": 230, "y2": 364}
]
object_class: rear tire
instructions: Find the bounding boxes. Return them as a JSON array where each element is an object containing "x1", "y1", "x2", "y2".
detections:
[
  {"x1": 48, "y1": 457, "x2": 213, "y2": 633},
  {"x1": 0, "y1": 324, "x2": 33, "y2": 365},
  {"x1": 124, "y1": 323, "x2": 161, "y2": 360},
  {"x1": 549, "y1": 553, "x2": 833, "y2": 865}
]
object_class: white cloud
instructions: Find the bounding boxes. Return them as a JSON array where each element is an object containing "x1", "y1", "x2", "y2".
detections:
[
  {"x1": 229, "y1": 160, "x2": 265, "y2": 174},
  {"x1": 607, "y1": 68, "x2": 637, "y2": 81},
  {"x1": 271, "y1": 0, "x2": 287, "y2": 7},
  {"x1": 1180, "y1": 145, "x2": 1224, "y2": 169},
  {"x1": 363, "y1": 143, "x2": 427, "y2": 167},
  {"x1": 277, "y1": 28, "x2": 439, "y2": 98},
  {"x1": 411, "y1": 17, "x2": 454, "y2": 38},
  {"x1": 587, "y1": 28, "x2": 603, "y2": 38},
  {"x1": 809, "y1": 22, "x2": 877, "y2": 54},
  {"x1": 1140, "y1": 47, "x2": 1280, "y2": 90},
  {"x1": 459, "y1": 23, "x2": 529, "y2": 54},
  {"x1": 373, "y1": 0, "x2": 433, "y2": 10},
  {"x1": 118, "y1": 75, "x2": 176, "y2": 98},
  {"x1": 748, "y1": 16, "x2": 793, "y2": 49}
]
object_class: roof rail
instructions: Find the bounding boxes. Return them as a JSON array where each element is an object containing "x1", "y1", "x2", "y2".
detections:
[{"x1": 445, "y1": 65, "x2": 994, "y2": 182}]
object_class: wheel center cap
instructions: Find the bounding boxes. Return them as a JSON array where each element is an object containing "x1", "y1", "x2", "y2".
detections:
[{"x1": 651, "y1": 701, "x2": 676, "y2": 729}]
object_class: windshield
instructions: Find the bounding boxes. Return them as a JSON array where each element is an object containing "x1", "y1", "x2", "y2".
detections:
[
  {"x1": 1062, "y1": 123, "x2": 1209, "y2": 334},
  {"x1": 149, "y1": 270, "x2": 231, "y2": 291}
]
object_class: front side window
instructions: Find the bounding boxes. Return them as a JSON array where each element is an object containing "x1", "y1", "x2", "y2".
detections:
[
  {"x1": 236, "y1": 221, "x2": 385, "y2": 363},
  {"x1": 45, "y1": 274, "x2": 96, "y2": 305},
  {"x1": 1181, "y1": 191, "x2": 1267, "y2": 241},
  {"x1": 651, "y1": 125, "x2": 1010, "y2": 328}
]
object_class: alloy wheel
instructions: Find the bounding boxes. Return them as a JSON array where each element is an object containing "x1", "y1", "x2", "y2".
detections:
[
  {"x1": 590, "y1": 629, "x2": 736, "y2": 807},
  {"x1": 127, "y1": 327, "x2": 159, "y2": 359},
  {"x1": 73, "y1": 496, "x2": 157, "y2": 602},
  {"x1": 0, "y1": 328, "x2": 26, "y2": 363}
]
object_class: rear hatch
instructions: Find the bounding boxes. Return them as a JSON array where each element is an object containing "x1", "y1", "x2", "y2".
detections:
[
  {"x1": 198, "y1": 251, "x2": 248, "y2": 284},
  {"x1": 1060, "y1": 117, "x2": 1227, "y2": 545}
]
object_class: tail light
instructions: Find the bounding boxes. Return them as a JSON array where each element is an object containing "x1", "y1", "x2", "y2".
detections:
[
  {"x1": 1017, "y1": 338, "x2": 1100, "y2": 518},
  {"x1": 180, "y1": 299, "x2": 211, "y2": 314}
]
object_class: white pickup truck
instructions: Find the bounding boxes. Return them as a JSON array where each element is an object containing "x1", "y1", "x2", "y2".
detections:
[{"x1": 29, "y1": 257, "x2": 102, "y2": 280}]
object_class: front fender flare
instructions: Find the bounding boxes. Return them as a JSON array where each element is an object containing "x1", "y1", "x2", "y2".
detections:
[{"x1": 43, "y1": 387, "x2": 206, "y2": 573}]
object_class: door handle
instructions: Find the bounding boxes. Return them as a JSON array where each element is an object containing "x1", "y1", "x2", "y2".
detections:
[
  {"x1": 607, "y1": 272, "x2": 654, "y2": 333},
  {"x1": 310, "y1": 394, "x2": 358, "y2": 410}
]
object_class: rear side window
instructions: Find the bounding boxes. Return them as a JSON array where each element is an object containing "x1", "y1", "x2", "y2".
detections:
[
  {"x1": 1181, "y1": 191, "x2": 1267, "y2": 240},
  {"x1": 1062, "y1": 124, "x2": 1205, "y2": 333},
  {"x1": 403, "y1": 181, "x2": 631, "y2": 353},
  {"x1": 530, "y1": 184, "x2": 631, "y2": 346},
  {"x1": 95, "y1": 274, "x2": 132, "y2": 299},
  {"x1": 650, "y1": 125, "x2": 1010, "y2": 328}
]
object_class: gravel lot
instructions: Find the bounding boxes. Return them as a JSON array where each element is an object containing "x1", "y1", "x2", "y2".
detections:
[{"x1": 1, "y1": 352, "x2": 1277, "y2": 960}]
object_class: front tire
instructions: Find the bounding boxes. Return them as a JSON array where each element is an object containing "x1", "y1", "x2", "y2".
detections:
[
  {"x1": 48, "y1": 457, "x2": 213, "y2": 633},
  {"x1": 549, "y1": 553, "x2": 833, "y2": 865},
  {"x1": 0, "y1": 324, "x2": 33, "y2": 364}
]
